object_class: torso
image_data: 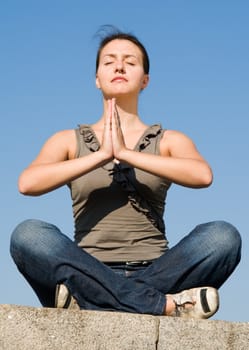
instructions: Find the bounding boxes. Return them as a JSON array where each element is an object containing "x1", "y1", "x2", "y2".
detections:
[{"x1": 69, "y1": 123, "x2": 171, "y2": 262}]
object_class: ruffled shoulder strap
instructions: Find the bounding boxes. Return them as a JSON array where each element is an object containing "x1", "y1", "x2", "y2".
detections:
[
  {"x1": 137, "y1": 124, "x2": 163, "y2": 152},
  {"x1": 78, "y1": 124, "x2": 100, "y2": 152}
]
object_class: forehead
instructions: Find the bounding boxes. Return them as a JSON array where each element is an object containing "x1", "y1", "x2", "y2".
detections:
[{"x1": 100, "y1": 39, "x2": 143, "y2": 58}]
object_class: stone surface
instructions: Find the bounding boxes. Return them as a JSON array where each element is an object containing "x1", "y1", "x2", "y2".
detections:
[
  {"x1": 0, "y1": 304, "x2": 248, "y2": 350},
  {"x1": 158, "y1": 316, "x2": 249, "y2": 350},
  {"x1": 0, "y1": 304, "x2": 158, "y2": 350}
]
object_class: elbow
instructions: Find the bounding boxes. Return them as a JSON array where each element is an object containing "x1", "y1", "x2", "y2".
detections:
[
  {"x1": 18, "y1": 172, "x2": 55, "y2": 196},
  {"x1": 18, "y1": 176, "x2": 31, "y2": 195},
  {"x1": 18, "y1": 173, "x2": 37, "y2": 196},
  {"x1": 199, "y1": 167, "x2": 213, "y2": 188}
]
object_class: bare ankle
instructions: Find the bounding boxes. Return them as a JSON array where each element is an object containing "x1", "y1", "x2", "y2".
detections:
[{"x1": 164, "y1": 295, "x2": 175, "y2": 315}]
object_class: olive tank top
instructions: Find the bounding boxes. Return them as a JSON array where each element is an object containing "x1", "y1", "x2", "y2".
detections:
[{"x1": 69, "y1": 124, "x2": 171, "y2": 262}]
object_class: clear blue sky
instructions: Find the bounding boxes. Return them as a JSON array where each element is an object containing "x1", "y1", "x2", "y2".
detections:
[{"x1": 1, "y1": 0, "x2": 248, "y2": 322}]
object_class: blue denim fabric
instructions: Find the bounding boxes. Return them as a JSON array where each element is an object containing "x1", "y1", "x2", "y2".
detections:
[{"x1": 10, "y1": 219, "x2": 241, "y2": 315}]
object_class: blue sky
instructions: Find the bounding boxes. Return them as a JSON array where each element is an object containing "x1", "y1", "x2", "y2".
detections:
[{"x1": 1, "y1": 0, "x2": 248, "y2": 322}]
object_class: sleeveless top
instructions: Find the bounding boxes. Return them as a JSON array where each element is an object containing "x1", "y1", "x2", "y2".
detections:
[{"x1": 69, "y1": 124, "x2": 171, "y2": 262}]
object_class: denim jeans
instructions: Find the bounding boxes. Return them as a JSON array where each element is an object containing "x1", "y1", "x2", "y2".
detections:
[{"x1": 10, "y1": 219, "x2": 241, "y2": 315}]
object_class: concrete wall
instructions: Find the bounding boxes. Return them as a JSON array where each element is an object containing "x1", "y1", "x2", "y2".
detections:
[{"x1": 0, "y1": 304, "x2": 248, "y2": 349}]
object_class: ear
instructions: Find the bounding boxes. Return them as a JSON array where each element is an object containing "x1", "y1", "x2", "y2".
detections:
[
  {"x1": 141, "y1": 74, "x2": 149, "y2": 90},
  {"x1": 95, "y1": 75, "x2": 101, "y2": 89}
]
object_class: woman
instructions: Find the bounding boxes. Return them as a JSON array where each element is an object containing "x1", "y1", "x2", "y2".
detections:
[{"x1": 10, "y1": 27, "x2": 241, "y2": 318}]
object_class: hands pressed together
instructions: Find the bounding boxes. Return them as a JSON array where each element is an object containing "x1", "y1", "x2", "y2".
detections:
[{"x1": 100, "y1": 98, "x2": 128, "y2": 163}]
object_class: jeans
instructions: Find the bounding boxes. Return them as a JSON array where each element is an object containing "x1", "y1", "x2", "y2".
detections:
[{"x1": 10, "y1": 219, "x2": 241, "y2": 315}]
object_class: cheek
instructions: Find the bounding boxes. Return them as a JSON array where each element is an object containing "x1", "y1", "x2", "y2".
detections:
[
  {"x1": 96, "y1": 71, "x2": 107, "y2": 88},
  {"x1": 95, "y1": 75, "x2": 112, "y2": 92},
  {"x1": 96, "y1": 68, "x2": 111, "y2": 81}
]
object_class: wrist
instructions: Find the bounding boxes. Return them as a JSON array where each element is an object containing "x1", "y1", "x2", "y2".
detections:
[
  {"x1": 96, "y1": 149, "x2": 113, "y2": 164},
  {"x1": 114, "y1": 148, "x2": 133, "y2": 163}
]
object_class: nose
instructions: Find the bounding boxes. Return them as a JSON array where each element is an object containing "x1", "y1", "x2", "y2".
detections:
[{"x1": 115, "y1": 60, "x2": 125, "y2": 73}]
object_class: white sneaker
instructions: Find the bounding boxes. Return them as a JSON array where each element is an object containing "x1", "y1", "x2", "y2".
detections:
[
  {"x1": 55, "y1": 284, "x2": 80, "y2": 310},
  {"x1": 167, "y1": 287, "x2": 219, "y2": 319}
]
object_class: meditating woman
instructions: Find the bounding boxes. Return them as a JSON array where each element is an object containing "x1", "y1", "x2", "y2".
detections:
[{"x1": 10, "y1": 27, "x2": 241, "y2": 318}]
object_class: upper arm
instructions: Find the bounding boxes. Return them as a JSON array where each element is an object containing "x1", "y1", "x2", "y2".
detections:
[{"x1": 29, "y1": 129, "x2": 77, "y2": 167}]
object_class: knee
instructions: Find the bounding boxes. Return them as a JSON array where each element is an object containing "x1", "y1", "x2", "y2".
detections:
[
  {"x1": 10, "y1": 219, "x2": 62, "y2": 267},
  {"x1": 10, "y1": 219, "x2": 57, "y2": 260},
  {"x1": 11, "y1": 219, "x2": 43, "y2": 248},
  {"x1": 202, "y1": 220, "x2": 242, "y2": 258},
  {"x1": 10, "y1": 219, "x2": 37, "y2": 265},
  {"x1": 211, "y1": 220, "x2": 241, "y2": 247}
]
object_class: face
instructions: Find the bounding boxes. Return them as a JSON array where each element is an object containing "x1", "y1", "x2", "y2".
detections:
[{"x1": 96, "y1": 39, "x2": 149, "y2": 98}]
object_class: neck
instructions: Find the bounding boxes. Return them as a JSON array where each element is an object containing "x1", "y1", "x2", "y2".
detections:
[{"x1": 101, "y1": 96, "x2": 144, "y2": 131}]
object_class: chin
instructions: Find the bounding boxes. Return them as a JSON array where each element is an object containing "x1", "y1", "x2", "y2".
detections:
[{"x1": 104, "y1": 90, "x2": 136, "y2": 99}]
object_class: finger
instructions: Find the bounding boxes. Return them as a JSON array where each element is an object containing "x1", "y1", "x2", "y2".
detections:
[
  {"x1": 111, "y1": 98, "x2": 117, "y2": 130},
  {"x1": 111, "y1": 98, "x2": 115, "y2": 119},
  {"x1": 111, "y1": 98, "x2": 121, "y2": 130},
  {"x1": 105, "y1": 99, "x2": 112, "y2": 130},
  {"x1": 114, "y1": 104, "x2": 121, "y2": 127}
]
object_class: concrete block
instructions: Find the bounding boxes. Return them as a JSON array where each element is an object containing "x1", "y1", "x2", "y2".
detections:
[
  {"x1": 0, "y1": 304, "x2": 159, "y2": 350},
  {"x1": 0, "y1": 304, "x2": 248, "y2": 350},
  {"x1": 158, "y1": 316, "x2": 249, "y2": 350}
]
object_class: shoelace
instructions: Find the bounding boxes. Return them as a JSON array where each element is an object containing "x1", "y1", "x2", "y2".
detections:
[{"x1": 173, "y1": 300, "x2": 196, "y2": 316}]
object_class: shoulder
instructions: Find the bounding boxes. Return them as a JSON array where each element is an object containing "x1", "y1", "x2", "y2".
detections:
[
  {"x1": 160, "y1": 129, "x2": 199, "y2": 157},
  {"x1": 161, "y1": 129, "x2": 192, "y2": 142},
  {"x1": 47, "y1": 129, "x2": 76, "y2": 146},
  {"x1": 43, "y1": 129, "x2": 77, "y2": 160}
]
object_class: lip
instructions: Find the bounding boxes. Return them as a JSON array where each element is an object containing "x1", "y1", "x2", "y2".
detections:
[{"x1": 111, "y1": 76, "x2": 128, "y2": 82}]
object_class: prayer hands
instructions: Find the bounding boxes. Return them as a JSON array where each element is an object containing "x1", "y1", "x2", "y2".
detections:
[{"x1": 101, "y1": 98, "x2": 126, "y2": 162}]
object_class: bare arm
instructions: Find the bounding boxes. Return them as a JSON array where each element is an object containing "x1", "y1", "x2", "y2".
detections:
[
  {"x1": 116, "y1": 130, "x2": 213, "y2": 188},
  {"x1": 111, "y1": 102, "x2": 213, "y2": 188},
  {"x1": 18, "y1": 129, "x2": 112, "y2": 196}
]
